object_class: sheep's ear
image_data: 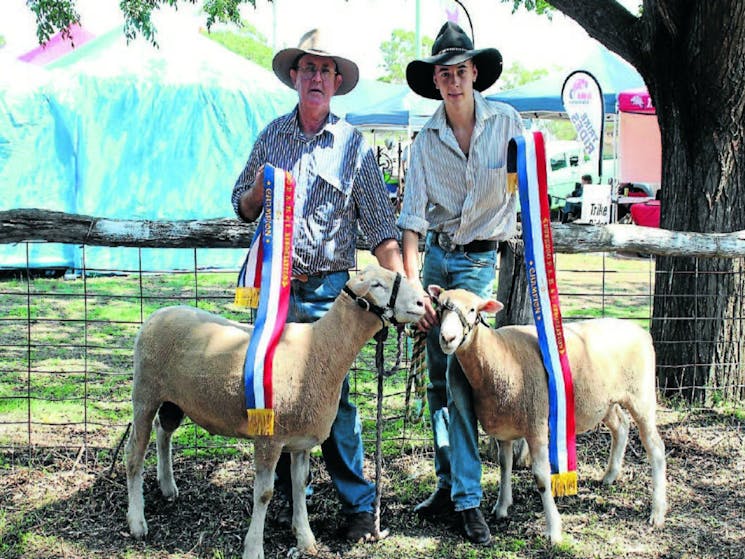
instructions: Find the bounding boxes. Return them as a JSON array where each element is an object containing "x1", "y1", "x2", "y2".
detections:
[
  {"x1": 480, "y1": 299, "x2": 504, "y2": 315},
  {"x1": 349, "y1": 270, "x2": 372, "y2": 296},
  {"x1": 427, "y1": 285, "x2": 443, "y2": 298}
]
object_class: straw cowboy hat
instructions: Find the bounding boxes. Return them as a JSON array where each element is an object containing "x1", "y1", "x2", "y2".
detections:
[
  {"x1": 272, "y1": 28, "x2": 360, "y2": 95},
  {"x1": 406, "y1": 21, "x2": 502, "y2": 100}
]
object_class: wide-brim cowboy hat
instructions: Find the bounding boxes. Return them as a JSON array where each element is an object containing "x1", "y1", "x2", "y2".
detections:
[
  {"x1": 406, "y1": 21, "x2": 502, "y2": 100},
  {"x1": 272, "y1": 28, "x2": 359, "y2": 96}
]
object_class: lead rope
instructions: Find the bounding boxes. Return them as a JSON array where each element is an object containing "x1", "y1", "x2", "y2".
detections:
[
  {"x1": 405, "y1": 327, "x2": 427, "y2": 422},
  {"x1": 372, "y1": 325, "x2": 404, "y2": 539},
  {"x1": 373, "y1": 326, "x2": 389, "y2": 539}
]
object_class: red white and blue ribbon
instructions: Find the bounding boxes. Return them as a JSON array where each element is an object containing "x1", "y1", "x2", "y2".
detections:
[
  {"x1": 237, "y1": 164, "x2": 295, "y2": 436},
  {"x1": 509, "y1": 131, "x2": 577, "y2": 496}
]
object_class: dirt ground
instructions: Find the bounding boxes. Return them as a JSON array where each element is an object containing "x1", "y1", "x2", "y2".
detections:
[{"x1": 1, "y1": 407, "x2": 743, "y2": 559}]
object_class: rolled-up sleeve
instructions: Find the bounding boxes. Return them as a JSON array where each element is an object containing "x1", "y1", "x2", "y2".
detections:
[
  {"x1": 397, "y1": 139, "x2": 429, "y2": 235},
  {"x1": 353, "y1": 147, "x2": 401, "y2": 252}
]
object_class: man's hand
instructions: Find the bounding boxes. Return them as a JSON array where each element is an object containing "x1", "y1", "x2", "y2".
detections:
[
  {"x1": 414, "y1": 283, "x2": 438, "y2": 333},
  {"x1": 238, "y1": 165, "x2": 265, "y2": 222},
  {"x1": 401, "y1": 230, "x2": 436, "y2": 332}
]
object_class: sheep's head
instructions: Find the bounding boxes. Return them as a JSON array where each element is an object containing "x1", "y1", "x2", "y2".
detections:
[
  {"x1": 428, "y1": 286, "x2": 503, "y2": 354},
  {"x1": 345, "y1": 265, "x2": 425, "y2": 325}
]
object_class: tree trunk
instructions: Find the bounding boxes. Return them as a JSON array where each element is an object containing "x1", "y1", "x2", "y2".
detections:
[
  {"x1": 495, "y1": 239, "x2": 534, "y2": 329},
  {"x1": 646, "y1": 3, "x2": 745, "y2": 403}
]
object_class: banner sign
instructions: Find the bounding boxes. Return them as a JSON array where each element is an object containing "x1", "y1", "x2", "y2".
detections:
[
  {"x1": 579, "y1": 184, "x2": 612, "y2": 225},
  {"x1": 562, "y1": 70, "x2": 605, "y2": 182},
  {"x1": 618, "y1": 87, "x2": 655, "y2": 114}
]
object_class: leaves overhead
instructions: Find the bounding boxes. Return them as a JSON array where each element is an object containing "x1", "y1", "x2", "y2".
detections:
[
  {"x1": 26, "y1": 0, "x2": 257, "y2": 46},
  {"x1": 202, "y1": 20, "x2": 272, "y2": 70},
  {"x1": 379, "y1": 29, "x2": 433, "y2": 84},
  {"x1": 26, "y1": 0, "x2": 81, "y2": 45},
  {"x1": 506, "y1": 0, "x2": 554, "y2": 17}
]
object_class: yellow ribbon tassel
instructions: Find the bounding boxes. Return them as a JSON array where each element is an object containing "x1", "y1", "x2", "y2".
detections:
[
  {"x1": 551, "y1": 471, "x2": 578, "y2": 497},
  {"x1": 507, "y1": 172, "x2": 518, "y2": 195},
  {"x1": 234, "y1": 287, "x2": 260, "y2": 309},
  {"x1": 246, "y1": 408, "x2": 275, "y2": 436}
]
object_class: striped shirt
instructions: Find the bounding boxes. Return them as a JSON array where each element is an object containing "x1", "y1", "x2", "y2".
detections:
[
  {"x1": 232, "y1": 107, "x2": 400, "y2": 275},
  {"x1": 397, "y1": 92, "x2": 524, "y2": 245}
]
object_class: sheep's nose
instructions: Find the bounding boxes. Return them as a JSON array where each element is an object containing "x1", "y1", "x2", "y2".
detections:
[
  {"x1": 416, "y1": 298, "x2": 424, "y2": 307},
  {"x1": 441, "y1": 332, "x2": 456, "y2": 345}
]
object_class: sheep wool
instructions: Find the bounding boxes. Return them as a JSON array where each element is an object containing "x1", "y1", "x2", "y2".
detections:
[
  {"x1": 511, "y1": 131, "x2": 577, "y2": 497},
  {"x1": 237, "y1": 164, "x2": 296, "y2": 436}
]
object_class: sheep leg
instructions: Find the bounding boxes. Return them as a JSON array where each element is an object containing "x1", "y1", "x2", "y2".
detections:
[
  {"x1": 125, "y1": 402, "x2": 158, "y2": 539},
  {"x1": 601, "y1": 403, "x2": 629, "y2": 485},
  {"x1": 492, "y1": 439, "x2": 514, "y2": 518},
  {"x1": 290, "y1": 450, "x2": 317, "y2": 553},
  {"x1": 513, "y1": 437, "x2": 532, "y2": 468},
  {"x1": 154, "y1": 420, "x2": 177, "y2": 499},
  {"x1": 243, "y1": 441, "x2": 283, "y2": 559},
  {"x1": 629, "y1": 405, "x2": 667, "y2": 527},
  {"x1": 530, "y1": 442, "x2": 562, "y2": 544},
  {"x1": 155, "y1": 402, "x2": 183, "y2": 499}
]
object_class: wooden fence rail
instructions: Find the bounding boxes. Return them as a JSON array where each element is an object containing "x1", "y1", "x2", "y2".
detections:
[{"x1": 3, "y1": 208, "x2": 745, "y2": 257}]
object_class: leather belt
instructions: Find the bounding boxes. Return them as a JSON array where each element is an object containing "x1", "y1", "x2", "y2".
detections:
[
  {"x1": 431, "y1": 232, "x2": 498, "y2": 253},
  {"x1": 291, "y1": 271, "x2": 343, "y2": 283}
]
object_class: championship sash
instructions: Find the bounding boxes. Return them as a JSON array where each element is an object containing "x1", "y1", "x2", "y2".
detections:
[
  {"x1": 236, "y1": 164, "x2": 295, "y2": 436},
  {"x1": 509, "y1": 132, "x2": 578, "y2": 496}
]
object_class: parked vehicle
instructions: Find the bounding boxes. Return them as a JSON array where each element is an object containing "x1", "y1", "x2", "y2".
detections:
[{"x1": 545, "y1": 141, "x2": 615, "y2": 209}]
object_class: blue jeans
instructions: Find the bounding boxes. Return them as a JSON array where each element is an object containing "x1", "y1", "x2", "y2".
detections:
[
  {"x1": 274, "y1": 270, "x2": 375, "y2": 514},
  {"x1": 422, "y1": 234, "x2": 498, "y2": 511}
]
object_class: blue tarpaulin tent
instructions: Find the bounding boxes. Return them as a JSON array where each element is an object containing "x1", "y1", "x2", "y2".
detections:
[
  {"x1": 331, "y1": 79, "x2": 406, "y2": 123},
  {"x1": 1, "y1": 24, "x2": 297, "y2": 271},
  {"x1": 487, "y1": 45, "x2": 645, "y2": 118},
  {"x1": 345, "y1": 87, "x2": 439, "y2": 129}
]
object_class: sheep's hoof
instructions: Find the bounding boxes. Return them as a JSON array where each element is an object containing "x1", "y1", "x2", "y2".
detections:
[
  {"x1": 160, "y1": 482, "x2": 179, "y2": 500},
  {"x1": 295, "y1": 533, "x2": 317, "y2": 554},
  {"x1": 648, "y1": 511, "x2": 665, "y2": 528},
  {"x1": 242, "y1": 546, "x2": 265, "y2": 559},
  {"x1": 491, "y1": 503, "x2": 510, "y2": 518},
  {"x1": 127, "y1": 516, "x2": 148, "y2": 540},
  {"x1": 601, "y1": 472, "x2": 618, "y2": 485},
  {"x1": 545, "y1": 529, "x2": 563, "y2": 545}
]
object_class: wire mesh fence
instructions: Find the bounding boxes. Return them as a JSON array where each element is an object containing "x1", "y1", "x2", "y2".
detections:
[
  {"x1": 1, "y1": 237, "x2": 743, "y2": 467},
  {"x1": 0, "y1": 242, "x2": 431, "y2": 464}
]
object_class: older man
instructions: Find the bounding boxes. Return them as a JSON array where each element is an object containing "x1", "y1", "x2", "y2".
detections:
[{"x1": 231, "y1": 29, "x2": 403, "y2": 542}]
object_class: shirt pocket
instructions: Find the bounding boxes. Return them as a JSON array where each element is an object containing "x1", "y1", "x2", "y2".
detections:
[
  {"x1": 317, "y1": 170, "x2": 354, "y2": 198},
  {"x1": 304, "y1": 171, "x2": 353, "y2": 225},
  {"x1": 478, "y1": 165, "x2": 507, "y2": 205}
]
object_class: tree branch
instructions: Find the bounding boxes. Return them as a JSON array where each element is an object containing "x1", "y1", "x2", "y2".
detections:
[{"x1": 547, "y1": 0, "x2": 643, "y2": 66}]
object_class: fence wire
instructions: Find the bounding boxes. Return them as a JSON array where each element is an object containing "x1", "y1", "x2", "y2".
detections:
[{"x1": 0, "y1": 241, "x2": 743, "y2": 466}]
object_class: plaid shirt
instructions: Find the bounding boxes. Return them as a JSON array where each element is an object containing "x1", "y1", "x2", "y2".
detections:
[
  {"x1": 232, "y1": 107, "x2": 400, "y2": 275},
  {"x1": 398, "y1": 92, "x2": 524, "y2": 245}
]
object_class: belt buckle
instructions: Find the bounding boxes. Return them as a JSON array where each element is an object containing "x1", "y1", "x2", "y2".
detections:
[{"x1": 437, "y1": 232, "x2": 454, "y2": 252}]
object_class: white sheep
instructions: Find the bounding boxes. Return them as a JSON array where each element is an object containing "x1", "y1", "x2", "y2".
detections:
[
  {"x1": 429, "y1": 286, "x2": 667, "y2": 544},
  {"x1": 125, "y1": 265, "x2": 424, "y2": 559}
]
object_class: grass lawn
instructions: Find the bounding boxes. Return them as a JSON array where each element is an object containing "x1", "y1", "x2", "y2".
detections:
[{"x1": 1, "y1": 251, "x2": 743, "y2": 558}]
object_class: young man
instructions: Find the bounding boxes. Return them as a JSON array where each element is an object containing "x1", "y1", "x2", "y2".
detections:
[
  {"x1": 398, "y1": 22, "x2": 524, "y2": 545},
  {"x1": 231, "y1": 29, "x2": 403, "y2": 542}
]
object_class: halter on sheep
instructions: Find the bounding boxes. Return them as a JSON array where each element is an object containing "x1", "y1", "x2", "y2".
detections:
[{"x1": 125, "y1": 265, "x2": 424, "y2": 559}]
